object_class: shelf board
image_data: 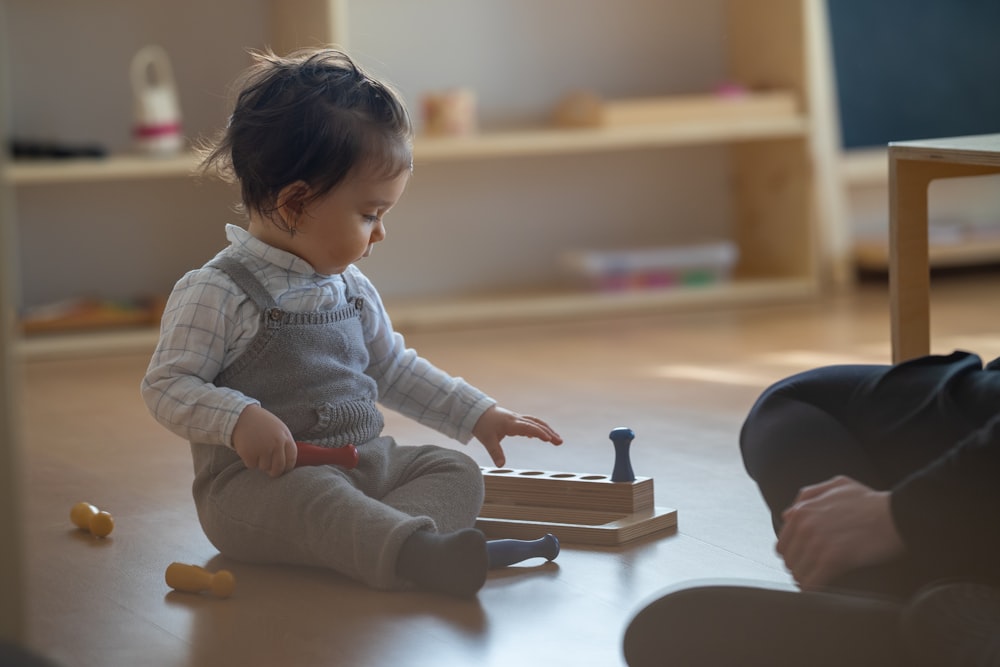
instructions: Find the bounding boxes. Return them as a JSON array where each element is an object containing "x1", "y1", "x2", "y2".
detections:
[
  {"x1": 16, "y1": 327, "x2": 162, "y2": 361},
  {"x1": 5, "y1": 115, "x2": 810, "y2": 186},
  {"x1": 414, "y1": 116, "x2": 809, "y2": 162},
  {"x1": 17, "y1": 277, "x2": 817, "y2": 359},
  {"x1": 840, "y1": 148, "x2": 887, "y2": 186},
  {"x1": 6, "y1": 152, "x2": 201, "y2": 185},
  {"x1": 854, "y1": 236, "x2": 1000, "y2": 271}
]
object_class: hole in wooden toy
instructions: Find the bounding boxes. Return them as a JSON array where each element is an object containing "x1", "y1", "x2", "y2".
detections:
[
  {"x1": 518, "y1": 471, "x2": 545, "y2": 476},
  {"x1": 485, "y1": 469, "x2": 514, "y2": 474},
  {"x1": 550, "y1": 473, "x2": 577, "y2": 478},
  {"x1": 580, "y1": 475, "x2": 607, "y2": 480}
]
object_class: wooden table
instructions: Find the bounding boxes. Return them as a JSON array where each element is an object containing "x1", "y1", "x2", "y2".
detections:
[{"x1": 889, "y1": 134, "x2": 1000, "y2": 362}]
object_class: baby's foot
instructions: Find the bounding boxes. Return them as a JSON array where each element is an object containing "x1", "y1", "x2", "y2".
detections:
[{"x1": 396, "y1": 528, "x2": 488, "y2": 597}]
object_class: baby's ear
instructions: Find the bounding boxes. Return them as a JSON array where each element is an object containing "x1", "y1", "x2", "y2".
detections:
[{"x1": 275, "y1": 181, "x2": 311, "y2": 230}]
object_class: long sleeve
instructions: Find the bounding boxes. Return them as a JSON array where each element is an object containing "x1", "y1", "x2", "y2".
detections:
[
  {"x1": 141, "y1": 268, "x2": 259, "y2": 447},
  {"x1": 348, "y1": 266, "x2": 495, "y2": 443},
  {"x1": 890, "y1": 416, "x2": 1000, "y2": 579},
  {"x1": 143, "y1": 224, "x2": 496, "y2": 449}
]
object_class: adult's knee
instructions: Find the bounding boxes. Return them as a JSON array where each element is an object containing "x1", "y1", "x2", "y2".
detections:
[
  {"x1": 624, "y1": 585, "x2": 789, "y2": 667},
  {"x1": 623, "y1": 587, "x2": 717, "y2": 667},
  {"x1": 739, "y1": 375, "x2": 806, "y2": 480},
  {"x1": 624, "y1": 583, "x2": 906, "y2": 667}
]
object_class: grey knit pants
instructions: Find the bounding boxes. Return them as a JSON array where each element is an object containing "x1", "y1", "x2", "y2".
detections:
[{"x1": 190, "y1": 436, "x2": 484, "y2": 590}]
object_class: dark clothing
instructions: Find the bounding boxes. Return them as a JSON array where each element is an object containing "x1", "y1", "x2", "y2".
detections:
[
  {"x1": 741, "y1": 350, "x2": 1000, "y2": 594},
  {"x1": 623, "y1": 351, "x2": 1000, "y2": 666},
  {"x1": 623, "y1": 580, "x2": 1000, "y2": 667},
  {"x1": 623, "y1": 582, "x2": 906, "y2": 667}
]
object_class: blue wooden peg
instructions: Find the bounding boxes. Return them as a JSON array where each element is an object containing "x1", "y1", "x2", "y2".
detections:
[
  {"x1": 487, "y1": 533, "x2": 560, "y2": 569},
  {"x1": 610, "y1": 426, "x2": 636, "y2": 482}
]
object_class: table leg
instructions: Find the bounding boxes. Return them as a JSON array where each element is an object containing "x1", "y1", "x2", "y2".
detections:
[{"x1": 888, "y1": 158, "x2": 933, "y2": 363}]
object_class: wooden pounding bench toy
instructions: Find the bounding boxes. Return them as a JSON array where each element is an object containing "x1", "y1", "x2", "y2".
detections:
[{"x1": 476, "y1": 427, "x2": 678, "y2": 546}]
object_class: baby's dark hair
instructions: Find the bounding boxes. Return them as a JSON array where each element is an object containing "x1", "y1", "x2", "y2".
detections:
[{"x1": 201, "y1": 48, "x2": 413, "y2": 229}]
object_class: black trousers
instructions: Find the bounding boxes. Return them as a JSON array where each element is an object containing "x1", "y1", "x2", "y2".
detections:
[
  {"x1": 741, "y1": 350, "x2": 998, "y2": 595},
  {"x1": 622, "y1": 580, "x2": 1000, "y2": 667},
  {"x1": 623, "y1": 351, "x2": 1000, "y2": 666}
]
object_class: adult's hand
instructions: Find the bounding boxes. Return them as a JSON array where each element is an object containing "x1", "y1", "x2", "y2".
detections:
[{"x1": 777, "y1": 475, "x2": 906, "y2": 588}]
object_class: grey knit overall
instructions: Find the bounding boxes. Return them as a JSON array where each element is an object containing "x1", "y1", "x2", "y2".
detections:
[{"x1": 189, "y1": 256, "x2": 484, "y2": 590}]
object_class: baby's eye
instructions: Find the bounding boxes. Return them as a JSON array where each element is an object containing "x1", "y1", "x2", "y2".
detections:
[{"x1": 363, "y1": 214, "x2": 379, "y2": 223}]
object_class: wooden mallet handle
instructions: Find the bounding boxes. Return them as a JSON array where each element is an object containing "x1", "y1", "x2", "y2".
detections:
[
  {"x1": 295, "y1": 442, "x2": 359, "y2": 470},
  {"x1": 487, "y1": 533, "x2": 560, "y2": 569},
  {"x1": 165, "y1": 562, "x2": 235, "y2": 598}
]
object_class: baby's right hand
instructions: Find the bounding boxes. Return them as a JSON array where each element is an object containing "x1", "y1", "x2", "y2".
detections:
[{"x1": 231, "y1": 404, "x2": 298, "y2": 478}]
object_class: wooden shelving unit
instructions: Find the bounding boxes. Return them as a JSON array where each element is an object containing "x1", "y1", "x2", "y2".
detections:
[
  {"x1": 9, "y1": 0, "x2": 840, "y2": 358},
  {"x1": 8, "y1": 114, "x2": 810, "y2": 184},
  {"x1": 271, "y1": 0, "x2": 834, "y2": 312},
  {"x1": 840, "y1": 148, "x2": 888, "y2": 187}
]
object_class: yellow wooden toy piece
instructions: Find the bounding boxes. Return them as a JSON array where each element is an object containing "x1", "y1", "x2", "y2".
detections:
[
  {"x1": 70, "y1": 501, "x2": 114, "y2": 537},
  {"x1": 165, "y1": 562, "x2": 235, "y2": 599}
]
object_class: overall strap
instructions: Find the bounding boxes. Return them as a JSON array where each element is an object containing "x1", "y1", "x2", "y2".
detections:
[
  {"x1": 207, "y1": 256, "x2": 278, "y2": 312},
  {"x1": 339, "y1": 268, "x2": 366, "y2": 312}
]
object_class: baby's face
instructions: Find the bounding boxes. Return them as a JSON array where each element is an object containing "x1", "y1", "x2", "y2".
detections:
[{"x1": 280, "y1": 167, "x2": 410, "y2": 276}]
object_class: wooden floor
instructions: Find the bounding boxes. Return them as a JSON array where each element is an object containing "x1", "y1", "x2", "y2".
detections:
[{"x1": 15, "y1": 272, "x2": 1000, "y2": 667}]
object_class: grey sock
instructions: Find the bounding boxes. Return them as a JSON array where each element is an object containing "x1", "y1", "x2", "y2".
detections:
[{"x1": 396, "y1": 528, "x2": 488, "y2": 598}]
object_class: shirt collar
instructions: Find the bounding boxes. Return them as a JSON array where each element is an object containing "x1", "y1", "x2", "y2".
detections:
[{"x1": 225, "y1": 224, "x2": 321, "y2": 276}]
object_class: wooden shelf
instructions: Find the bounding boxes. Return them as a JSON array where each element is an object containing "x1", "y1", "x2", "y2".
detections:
[
  {"x1": 414, "y1": 114, "x2": 809, "y2": 162},
  {"x1": 16, "y1": 327, "x2": 162, "y2": 361},
  {"x1": 854, "y1": 235, "x2": 1000, "y2": 271},
  {"x1": 6, "y1": 114, "x2": 809, "y2": 186},
  {"x1": 17, "y1": 277, "x2": 816, "y2": 359},
  {"x1": 840, "y1": 148, "x2": 887, "y2": 186},
  {"x1": 6, "y1": 152, "x2": 202, "y2": 185},
  {"x1": 9, "y1": 0, "x2": 830, "y2": 357}
]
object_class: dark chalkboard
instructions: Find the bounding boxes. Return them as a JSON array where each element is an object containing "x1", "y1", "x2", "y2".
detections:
[{"x1": 826, "y1": 0, "x2": 1000, "y2": 149}]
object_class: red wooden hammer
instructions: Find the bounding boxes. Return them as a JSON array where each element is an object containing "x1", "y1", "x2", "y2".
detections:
[{"x1": 295, "y1": 442, "x2": 359, "y2": 470}]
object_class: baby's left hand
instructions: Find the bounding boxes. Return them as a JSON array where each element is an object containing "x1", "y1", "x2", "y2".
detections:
[{"x1": 472, "y1": 405, "x2": 563, "y2": 467}]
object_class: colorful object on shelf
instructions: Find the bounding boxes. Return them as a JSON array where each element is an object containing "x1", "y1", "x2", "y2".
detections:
[
  {"x1": 20, "y1": 295, "x2": 167, "y2": 335},
  {"x1": 131, "y1": 45, "x2": 184, "y2": 155},
  {"x1": 551, "y1": 88, "x2": 798, "y2": 129},
  {"x1": 70, "y1": 501, "x2": 114, "y2": 538},
  {"x1": 421, "y1": 88, "x2": 477, "y2": 137},
  {"x1": 165, "y1": 562, "x2": 235, "y2": 598},
  {"x1": 560, "y1": 241, "x2": 738, "y2": 293},
  {"x1": 551, "y1": 90, "x2": 604, "y2": 128}
]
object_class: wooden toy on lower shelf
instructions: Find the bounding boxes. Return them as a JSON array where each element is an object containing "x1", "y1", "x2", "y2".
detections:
[{"x1": 475, "y1": 428, "x2": 677, "y2": 546}]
